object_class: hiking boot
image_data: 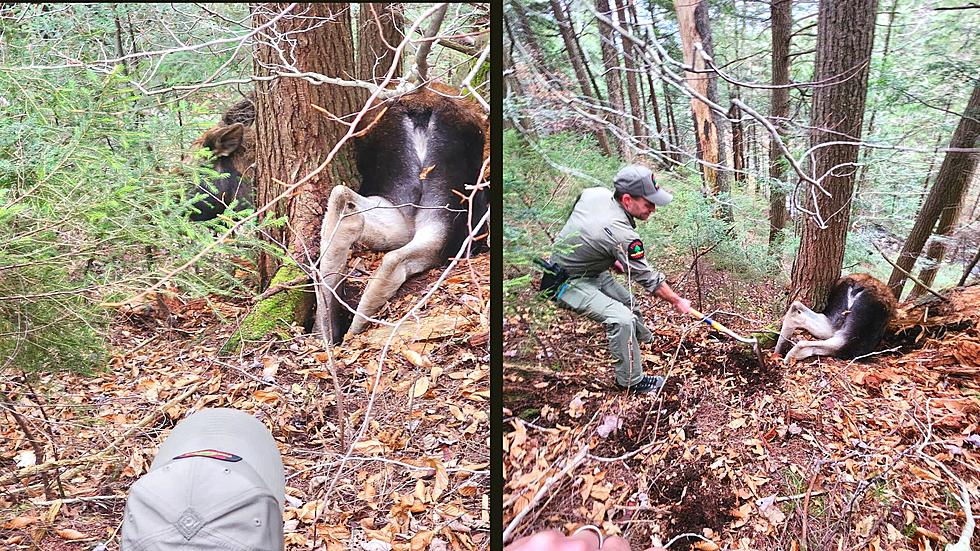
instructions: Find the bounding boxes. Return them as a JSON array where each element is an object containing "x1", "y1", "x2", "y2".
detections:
[{"x1": 617, "y1": 375, "x2": 665, "y2": 395}]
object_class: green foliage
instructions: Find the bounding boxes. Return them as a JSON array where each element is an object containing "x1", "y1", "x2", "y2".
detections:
[{"x1": 0, "y1": 4, "x2": 275, "y2": 374}]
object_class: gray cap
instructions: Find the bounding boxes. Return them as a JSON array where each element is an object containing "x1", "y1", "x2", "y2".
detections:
[
  {"x1": 613, "y1": 165, "x2": 672, "y2": 206},
  {"x1": 121, "y1": 408, "x2": 285, "y2": 550}
]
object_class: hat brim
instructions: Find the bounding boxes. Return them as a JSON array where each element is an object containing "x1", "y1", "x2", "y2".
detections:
[
  {"x1": 644, "y1": 188, "x2": 673, "y2": 206},
  {"x1": 153, "y1": 408, "x2": 285, "y2": 510}
]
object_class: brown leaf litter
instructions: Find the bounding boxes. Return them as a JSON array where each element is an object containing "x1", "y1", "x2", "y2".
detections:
[
  {"x1": 1, "y1": 253, "x2": 490, "y2": 551},
  {"x1": 504, "y1": 268, "x2": 978, "y2": 551}
]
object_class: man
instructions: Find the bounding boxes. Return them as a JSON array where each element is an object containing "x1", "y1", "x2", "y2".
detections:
[
  {"x1": 121, "y1": 408, "x2": 285, "y2": 550},
  {"x1": 546, "y1": 165, "x2": 691, "y2": 394}
]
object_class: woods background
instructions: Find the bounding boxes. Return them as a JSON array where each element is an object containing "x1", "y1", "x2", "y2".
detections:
[{"x1": 503, "y1": 1, "x2": 978, "y2": 550}]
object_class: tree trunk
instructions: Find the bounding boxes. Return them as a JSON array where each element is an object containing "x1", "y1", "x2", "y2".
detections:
[
  {"x1": 768, "y1": 0, "x2": 792, "y2": 248},
  {"x1": 729, "y1": 99, "x2": 745, "y2": 183},
  {"x1": 663, "y1": 78, "x2": 682, "y2": 162},
  {"x1": 251, "y1": 3, "x2": 361, "y2": 330},
  {"x1": 615, "y1": 0, "x2": 645, "y2": 153},
  {"x1": 789, "y1": 0, "x2": 877, "y2": 310},
  {"x1": 357, "y1": 3, "x2": 402, "y2": 82},
  {"x1": 853, "y1": 0, "x2": 899, "y2": 195},
  {"x1": 596, "y1": 0, "x2": 629, "y2": 158},
  {"x1": 887, "y1": 82, "x2": 980, "y2": 298},
  {"x1": 503, "y1": 16, "x2": 534, "y2": 134},
  {"x1": 548, "y1": 0, "x2": 613, "y2": 155},
  {"x1": 673, "y1": 0, "x2": 733, "y2": 222}
]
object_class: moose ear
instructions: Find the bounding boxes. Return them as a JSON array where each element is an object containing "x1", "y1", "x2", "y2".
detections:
[{"x1": 206, "y1": 123, "x2": 245, "y2": 157}]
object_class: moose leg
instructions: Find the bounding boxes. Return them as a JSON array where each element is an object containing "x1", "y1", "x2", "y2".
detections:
[
  {"x1": 348, "y1": 216, "x2": 447, "y2": 335},
  {"x1": 775, "y1": 301, "x2": 835, "y2": 358},
  {"x1": 316, "y1": 185, "x2": 413, "y2": 342},
  {"x1": 784, "y1": 333, "x2": 848, "y2": 364}
]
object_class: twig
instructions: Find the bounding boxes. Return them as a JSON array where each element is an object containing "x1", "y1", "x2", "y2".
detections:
[
  {"x1": 0, "y1": 383, "x2": 200, "y2": 487},
  {"x1": 870, "y1": 241, "x2": 949, "y2": 302},
  {"x1": 32, "y1": 495, "x2": 126, "y2": 506},
  {"x1": 502, "y1": 445, "x2": 589, "y2": 543}
]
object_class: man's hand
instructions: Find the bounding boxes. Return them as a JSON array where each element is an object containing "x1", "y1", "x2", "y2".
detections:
[
  {"x1": 612, "y1": 260, "x2": 625, "y2": 273},
  {"x1": 505, "y1": 529, "x2": 666, "y2": 551},
  {"x1": 653, "y1": 282, "x2": 691, "y2": 315},
  {"x1": 672, "y1": 297, "x2": 691, "y2": 314}
]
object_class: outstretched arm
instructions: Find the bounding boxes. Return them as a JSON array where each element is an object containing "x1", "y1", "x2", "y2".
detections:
[{"x1": 653, "y1": 281, "x2": 691, "y2": 314}]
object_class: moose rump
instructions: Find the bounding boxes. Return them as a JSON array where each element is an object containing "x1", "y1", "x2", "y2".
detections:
[
  {"x1": 775, "y1": 273, "x2": 897, "y2": 364},
  {"x1": 316, "y1": 87, "x2": 486, "y2": 343}
]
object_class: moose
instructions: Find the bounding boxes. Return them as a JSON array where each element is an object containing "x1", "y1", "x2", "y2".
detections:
[
  {"x1": 775, "y1": 273, "x2": 897, "y2": 364},
  {"x1": 187, "y1": 95, "x2": 257, "y2": 221},
  {"x1": 188, "y1": 85, "x2": 487, "y2": 342}
]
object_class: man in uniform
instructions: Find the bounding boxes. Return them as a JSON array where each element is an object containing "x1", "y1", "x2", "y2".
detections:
[{"x1": 546, "y1": 165, "x2": 691, "y2": 394}]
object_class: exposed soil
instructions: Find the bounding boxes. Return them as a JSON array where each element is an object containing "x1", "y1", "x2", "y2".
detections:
[{"x1": 504, "y1": 263, "x2": 980, "y2": 551}]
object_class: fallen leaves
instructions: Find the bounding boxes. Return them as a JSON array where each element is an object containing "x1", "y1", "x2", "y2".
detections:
[
  {"x1": 1, "y1": 253, "x2": 490, "y2": 550},
  {"x1": 505, "y1": 271, "x2": 980, "y2": 550}
]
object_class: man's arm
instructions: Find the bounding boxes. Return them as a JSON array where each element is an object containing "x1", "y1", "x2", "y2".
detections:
[{"x1": 653, "y1": 281, "x2": 691, "y2": 314}]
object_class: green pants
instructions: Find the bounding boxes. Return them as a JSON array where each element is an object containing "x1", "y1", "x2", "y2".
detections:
[{"x1": 556, "y1": 272, "x2": 653, "y2": 386}]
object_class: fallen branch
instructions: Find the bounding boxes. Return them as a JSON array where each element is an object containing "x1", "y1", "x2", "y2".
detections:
[
  {"x1": 871, "y1": 242, "x2": 949, "y2": 302},
  {"x1": 502, "y1": 444, "x2": 589, "y2": 543}
]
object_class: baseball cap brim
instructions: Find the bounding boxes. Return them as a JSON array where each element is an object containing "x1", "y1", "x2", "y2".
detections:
[
  {"x1": 122, "y1": 408, "x2": 285, "y2": 551},
  {"x1": 644, "y1": 187, "x2": 673, "y2": 206}
]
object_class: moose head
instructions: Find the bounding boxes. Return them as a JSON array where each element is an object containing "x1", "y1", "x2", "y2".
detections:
[{"x1": 187, "y1": 95, "x2": 256, "y2": 221}]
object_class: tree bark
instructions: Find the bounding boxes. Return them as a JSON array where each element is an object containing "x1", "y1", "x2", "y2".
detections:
[
  {"x1": 768, "y1": 0, "x2": 792, "y2": 247},
  {"x1": 729, "y1": 99, "x2": 745, "y2": 183},
  {"x1": 887, "y1": 82, "x2": 980, "y2": 298},
  {"x1": 614, "y1": 0, "x2": 646, "y2": 153},
  {"x1": 548, "y1": 0, "x2": 613, "y2": 155},
  {"x1": 789, "y1": 0, "x2": 878, "y2": 310},
  {"x1": 252, "y1": 3, "x2": 361, "y2": 328},
  {"x1": 673, "y1": 0, "x2": 732, "y2": 222},
  {"x1": 357, "y1": 3, "x2": 402, "y2": 82},
  {"x1": 596, "y1": 0, "x2": 629, "y2": 158}
]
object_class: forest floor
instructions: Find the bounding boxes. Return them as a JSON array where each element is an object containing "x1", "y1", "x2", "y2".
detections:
[
  {"x1": 1, "y1": 252, "x2": 490, "y2": 551},
  {"x1": 503, "y1": 263, "x2": 979, "y2": 551}
]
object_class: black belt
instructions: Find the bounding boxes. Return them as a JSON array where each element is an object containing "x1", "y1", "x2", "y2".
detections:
[{"x1": 533, "y1": 258, "x2": 570, "y2": 300}]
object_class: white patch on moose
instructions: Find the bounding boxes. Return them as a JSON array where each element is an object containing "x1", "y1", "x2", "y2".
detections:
[
  {"x1": 846, "y1": 287, "x2": 864, "y2": 309},
  {"x1": 407, "y1": 119, "x2": 430, "y2": 162}
]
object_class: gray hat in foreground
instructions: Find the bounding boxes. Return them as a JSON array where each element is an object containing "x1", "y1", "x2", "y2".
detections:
[
  {"x1": 613, "y1": 165, "x2": 673, "y2": 206},
  {"x1": 121, "y1": 408, "x2": 285, "y2": 550}
]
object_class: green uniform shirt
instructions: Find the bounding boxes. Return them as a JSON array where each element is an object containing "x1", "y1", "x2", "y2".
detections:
[{"x1": 551, "y1": 187, "x2": 666, "y2": 293}]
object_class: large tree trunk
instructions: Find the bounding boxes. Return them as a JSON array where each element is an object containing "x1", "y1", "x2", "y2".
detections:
[
  {"x1": 596, "y1": 0, "x2": 629, "y2": 158},
  {"x1": 673, "y1": 0, "x2": 733, "y2": 222},
  {"x1": 251, "y1": 3, "x2": 361, "y2": 330},
  {"x1": 548, "y1": 0, "x2": 613, "y2": 155},
  {"x1": 357, "y1": 3, "x2": 402, "y2": 82},
  {"x1": 887, "y1": 83, "x2": 980, "y2": 298},
  {"x1": 768, "y1": 0, "x2": 792, "y2": 248},
  {"x1": 789, "y1": 0, "x2": 877, "y2": 310}
]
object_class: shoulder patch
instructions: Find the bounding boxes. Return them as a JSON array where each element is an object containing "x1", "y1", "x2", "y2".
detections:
[{"x1": 628, "y1": 239, "x2": 644, "y2": 260}]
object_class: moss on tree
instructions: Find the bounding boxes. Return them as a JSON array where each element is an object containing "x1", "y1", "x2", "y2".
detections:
[{"x1": 222, "y1": 261, "x2": 313, "y2": 354}]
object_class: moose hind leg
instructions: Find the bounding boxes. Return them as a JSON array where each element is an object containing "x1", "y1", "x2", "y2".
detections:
[
  {"x1": 785, "y1": 332, "x2": 848, "y2": 364},
  {"x1": 349, "y1": 219, "x2": 446, "y2": 335},
  {"x1": 776, "y1": 301, "x2": 835, "y2": 357},
  {"x1": 316, "y1": 185, "x2": 413, "y2": 343}
]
